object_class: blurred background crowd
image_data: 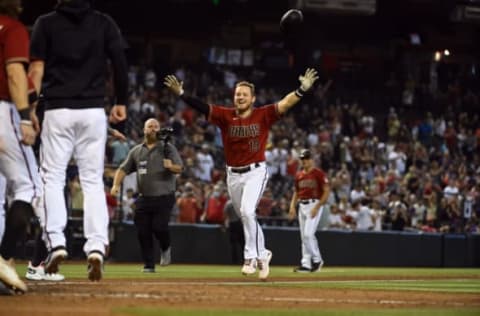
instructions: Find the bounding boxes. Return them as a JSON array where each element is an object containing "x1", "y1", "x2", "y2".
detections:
[{"x1": 24, "y1": 0, "x2": 480, "y2": 234}]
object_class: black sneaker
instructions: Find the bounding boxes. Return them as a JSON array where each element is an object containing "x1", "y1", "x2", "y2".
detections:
[
  {"x1": 311, "y1": 261, "x2": 324, "y2": 272},
  {"x1": 44, "y1": 246, "x2": 68, "y2": 274},
  {"x1": 142, "y1": 267, "x2": 155, "y2": 273},
  {"x1": 293, "y1": 266, "x2": 311, "y2": 273}
]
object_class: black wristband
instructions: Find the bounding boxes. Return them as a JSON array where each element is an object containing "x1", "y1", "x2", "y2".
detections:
[
  {"x1": 295, "y1": 88, "x2": 305, "y2": 98},
  {"x1": 18, "y1": 108, "x2": 30, "y2": 120}
]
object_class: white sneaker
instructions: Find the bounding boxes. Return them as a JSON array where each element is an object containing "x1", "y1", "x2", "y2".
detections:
[
  {"x1": 26, "y1": 262, "x2": 65, "y2": 281},
  {"x1": 241, "y1": 258, "x2": 257, "y2": 275},
  {"x1": 87, "y1": 252, "x2": 104, "y2": 282},
  {"x1": 160, "y1": 248, "x2": 171, "y2": 266},
  {"x1": 44, "y1": 247, "x2": 68, "y2": 274},
  {"x1": 0, "y1": 256, "x2": 27, "y2": 293},
  {"x1": 258, "y1": 250, "x2": 272, "y2": 281}
]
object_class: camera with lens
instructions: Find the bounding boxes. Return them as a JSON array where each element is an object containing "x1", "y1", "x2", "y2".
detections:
[{"x1": 156, "y1": 127, "x2": 174, "y2": 142}]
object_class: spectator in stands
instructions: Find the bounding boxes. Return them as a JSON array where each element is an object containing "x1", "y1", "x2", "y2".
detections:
[
  {"x1": 328, "y1": 204, "x2": 346, "y2": 229},
  {"x1": 272, "y1": 139, "x2": 289, "y2": 180},
  {"x1": 177, "y1": 183, "x2": 202, "y2": 223},
  {"x1": 391, "y1": 201, "x2": 408, "y2": 231},
  {"x1": 443, "y1": 178, "x2": 459, "y2": 202},
  {"x1": 201, "y1": 184, "x2": 227, "y2": 225},
  {"x1": 257, "y1": 188, "x2": 275, "y2": 217},
  {"x1": 109, "y1": 137, "x2": 131, "y2": 165},
  {"x1": 194, "y1": 144, "x2": 214, "y2": 182},
  {"x1": 356, "y1": 200, "x2": 376, "y2": 230},
  {"x1": 350, "y1": 182, "x2": 366, "y2": 204},
  {"x1": 410, "y1": 195, "x2": 427, "y2": 229},
  {"x1": 371, "y1": 199, "x2": 384, "y2": 231},
  {"x1": 265, "y1": 142, "x2": 276, "y2": 177},
  {"x1": 388, "y1": 143, "x2": 407, "y2": 175},
  {"x1": 122, "y1": 188, "x2": 136, "y2": 222}
]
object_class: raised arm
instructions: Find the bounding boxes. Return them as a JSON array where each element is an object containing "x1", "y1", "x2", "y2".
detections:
[
  {"x1": 277, "y1": 68, "x2": 319, "y2": 115},
  {"x1": 164, "y1": 75, "x2": 210, "y2": 116}
]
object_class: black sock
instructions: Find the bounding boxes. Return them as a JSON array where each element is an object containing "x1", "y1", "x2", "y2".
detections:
[
  {"x1": 0, "y1": 200, "x2": 34, "y2": 260},
  {"x1": 31, "y1": 229, "x2": 48, "y2": 266}
]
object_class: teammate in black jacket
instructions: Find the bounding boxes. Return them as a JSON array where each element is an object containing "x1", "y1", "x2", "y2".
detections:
[{"x1": 28, "y1": 0, "x2": 128, "y2": 282}]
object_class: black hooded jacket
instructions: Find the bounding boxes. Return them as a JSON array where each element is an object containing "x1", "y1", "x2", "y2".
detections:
[{"x1": 30, "y1": 0, "x2": 128, "y2": 109}]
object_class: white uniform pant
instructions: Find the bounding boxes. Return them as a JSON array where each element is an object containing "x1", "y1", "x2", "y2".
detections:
[
  {"x1": 298, "y1": 200, "x2": 324, "y2": 268},
  {"x1": 227, "y1": 162, "x2": 269, "y2": 260},
  {"x1": 0, "y1": 101, "x2": 43, "y2": 240},
  {"x1": 0, "y1": 175, "x2": 5, "y2": 242},
  {"x1": 40, "y1": 108, "x2": 108, "y2": 256}
]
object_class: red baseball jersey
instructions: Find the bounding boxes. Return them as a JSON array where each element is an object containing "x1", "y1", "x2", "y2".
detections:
[
  {"x1": 295, "y1": 167, "x2": 329, "y2": 200},
  {"x1": 0, "y1": 15, "x2": 29, "y2": 101},
  {"x1": 208, "y1": 104, "x2": 280, "y2": 166}
]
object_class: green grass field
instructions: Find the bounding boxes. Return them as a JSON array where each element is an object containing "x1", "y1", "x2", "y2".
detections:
[
  {"x1": 14, "y1": 263, "x2": 480, "y2": 316},
  {"x1": 16, "y1": 263, "x2": 480, "y2": 280}
]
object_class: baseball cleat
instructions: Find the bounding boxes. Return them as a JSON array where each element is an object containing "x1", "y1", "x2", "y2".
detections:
[
  {"x1": 87, "y1": 251, "x2": 104, "y2": 282},
  {"x1": 241, "y1": 258, "x2": 257, "y2": 275},
  {"x1": 44, "y1": 247, "x2": 68, "y2": 274},
  {"x1": 160, "y1": 247, "x2": 171, "y2": 266},
  {"x1": 25, "y1": 261, "x2": 65, "y2": 281},
  {"x1": 311, "y1": 260, "x2": 324, "y2": 272},
  {"x1": 258, "y1": 250, "x2": 272, "y2": 281},
  {"x1": 0, "y1": 256, "x2": 27, "y2": 294},
  {"x1": 142, "y1": 267, "x2": 155, "y2": 273}
]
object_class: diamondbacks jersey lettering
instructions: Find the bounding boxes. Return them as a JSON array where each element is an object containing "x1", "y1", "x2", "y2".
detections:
[
  {"x1": 295, "y1": 167, "x2": 329, "y2": 199},
  {"x1": 208, "y1": 104, "x2": 280, "y2": 166},
  {"x1": 0, "y1": 15, "x2": 29, "y2": 100}
]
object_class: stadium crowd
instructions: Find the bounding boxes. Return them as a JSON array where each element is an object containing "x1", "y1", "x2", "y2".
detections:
[{"x1": 66, "y1": 62, "x2": 480, "y2": 235}]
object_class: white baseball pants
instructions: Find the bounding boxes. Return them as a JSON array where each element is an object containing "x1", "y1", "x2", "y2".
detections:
[
  {"x1": 0, "y1": 175, "x2": 5, "y2": 242},
  {"x1": 298, "y1": 200, "x2": 324, "y2": 268},
  {"x1": 40, "y1": 108, "x2": 108, "y2": 256},
  {"x1": 227, "y1": 162, "x2": 269, "y2": 261},
  {"x1": 0, "y1": 101, "x2": 43, "y2": 213}
]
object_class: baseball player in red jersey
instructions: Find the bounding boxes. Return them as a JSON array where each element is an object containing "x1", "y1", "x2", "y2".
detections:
[
  {"x1": 0, "y1": 0, "x2": 43, "y2": 294},
  {"x1": 289, "y1": 149, "x2": 330, "y2": 272},
  {"x1": 164, "y1": 68, "x2": 318, "y2": 280}
]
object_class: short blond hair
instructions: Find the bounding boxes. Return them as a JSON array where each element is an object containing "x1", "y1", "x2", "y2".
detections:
[
  {"x1": 0, "y1": 0, "x2": 21, "y2": 17},
  {"x1": 235, "y1": 81, "x2": 255, "y2": 96}
]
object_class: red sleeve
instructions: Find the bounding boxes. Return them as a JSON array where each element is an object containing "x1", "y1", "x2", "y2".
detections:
[
  {"x1": 208, "y1": 105, "x2": 228, "y2": 129},
  {"x1": 318, "y1": 169, "x2": 329, "y2": 186},
  {"x1": 263, "y1": 104, "x2": 281, "y2": 127},
  {"x1": 5, "y1": 23, "x2": 29, "y2": 64}
]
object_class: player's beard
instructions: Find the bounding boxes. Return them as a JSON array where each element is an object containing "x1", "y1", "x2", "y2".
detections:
[{"x1": 235, "y1": 103, "x2": 252, "y2": 116}]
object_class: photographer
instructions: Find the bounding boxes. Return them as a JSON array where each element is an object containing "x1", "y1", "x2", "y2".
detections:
[{"x1": 111, "y1": 118, "x2": 183, "y2": 272}]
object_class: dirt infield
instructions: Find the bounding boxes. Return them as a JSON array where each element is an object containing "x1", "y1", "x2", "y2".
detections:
[{"x1": 1, "y1": 274, "x2": 479, "y2": 316}]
